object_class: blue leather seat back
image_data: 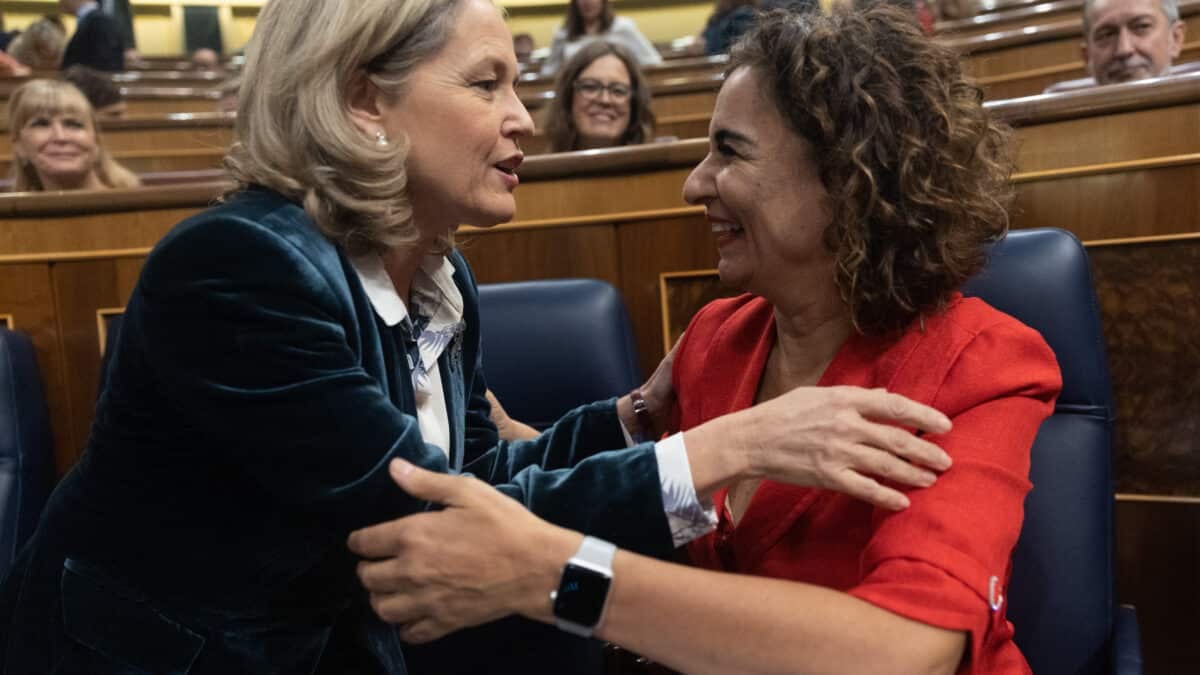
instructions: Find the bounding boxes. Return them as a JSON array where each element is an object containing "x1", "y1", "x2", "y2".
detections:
[
  {"x1": 0, "y1": 328, "x2": 55, "y2": 583},
  {"x1": 478, "y1": 279, "x2": 641, "y2": 430},
  {"x1": 963, "y1": 228, "x2": 1116, "y2": 674}
]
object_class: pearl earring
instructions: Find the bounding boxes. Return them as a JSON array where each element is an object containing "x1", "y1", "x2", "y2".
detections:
[{"x1": 375, "y1": 130, "x2": 389, "y2": 148}]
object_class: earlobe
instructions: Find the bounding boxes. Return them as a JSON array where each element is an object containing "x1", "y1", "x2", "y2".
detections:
[
  {"x1": 1081, "y1": 44, "x2": 1093, "y2": 76},
  {"x1": 346, "y1": 71, "x2": 385, "y2": 135},
  {"x1": 1171, "y1": 22, "x2": 1186, "y2": 58}
]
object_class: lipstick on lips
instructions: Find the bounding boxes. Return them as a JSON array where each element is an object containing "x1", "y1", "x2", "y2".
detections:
[
  {"x1": 708, "y1": 212, "x2": 744, "y2": 247},
  {"x1": 494, "y1": 152, "x2": 523, "y2": 189}
]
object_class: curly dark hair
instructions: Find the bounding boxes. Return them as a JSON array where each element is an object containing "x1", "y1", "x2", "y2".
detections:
[
  {"x1": 542, "y1": 40, "x2": 656, "y2": 153},
  {"x1": 730, "y1": 4, "x2": 1014, "y2": 336}
]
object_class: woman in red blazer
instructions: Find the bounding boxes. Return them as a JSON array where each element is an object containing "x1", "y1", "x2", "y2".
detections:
[{"x1": 350, "y1": 5, "x2": 1061, "y2": 674}]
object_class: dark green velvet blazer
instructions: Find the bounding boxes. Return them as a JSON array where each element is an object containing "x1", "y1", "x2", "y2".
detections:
[{"x1": 0, "y1": 188, "x2": 673, "y2": 674}]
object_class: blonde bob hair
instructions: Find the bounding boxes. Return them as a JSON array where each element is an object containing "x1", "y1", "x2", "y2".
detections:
[
  {"x1": 7, "y1": 18, "x2": 66, "y2": 71},
  {"x1": 7, "y1": 79, "x2": 140, "y2": 192},
  {"x1": 225, "y1": 0, "x2": 465, "y2": 256}
]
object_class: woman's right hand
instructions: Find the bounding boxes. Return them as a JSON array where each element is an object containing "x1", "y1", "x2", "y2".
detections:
[{"x1": 684, "y1": 386, "x2": 953, "y2": 511}]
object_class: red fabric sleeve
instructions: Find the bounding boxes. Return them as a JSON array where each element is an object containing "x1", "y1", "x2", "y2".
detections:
[{"x1": 848, "y1": 318, "x2": 1061, "y2": 670}]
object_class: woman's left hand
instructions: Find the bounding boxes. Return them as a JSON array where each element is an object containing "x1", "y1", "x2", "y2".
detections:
[
  {"x1": 486, "y1": 389, "x2": 541, "y2": 441},
  {"x1": 348, "y1": 460, "x2": 579, "y2": 643},
  {"x1": 619, "y1": 334, "x2": 683, "y2": 439}
]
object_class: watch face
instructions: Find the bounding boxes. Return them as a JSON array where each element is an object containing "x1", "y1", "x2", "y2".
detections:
[{"x1": 553, "y1": 562, "x2": 612, "y2": 627}]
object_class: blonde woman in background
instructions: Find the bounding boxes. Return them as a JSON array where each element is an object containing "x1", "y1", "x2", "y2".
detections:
[
  {"x1": 7, "y1": 79, "x2": 138, "y2": 191},
  {"x1": 7, "y1": 17, "x2": 65, "y2": 70}
]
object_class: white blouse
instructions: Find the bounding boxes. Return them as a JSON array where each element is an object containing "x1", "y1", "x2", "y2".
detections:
[
  {"x1": 349, "y1": 253, "x2": 714, "y2": 546},
  {"x1": 351, "y1": 252, "x2": 461, "y2": 457}
]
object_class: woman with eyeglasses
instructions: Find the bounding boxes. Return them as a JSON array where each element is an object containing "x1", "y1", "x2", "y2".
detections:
[{"x1": 542, "y1": 41, "x2": 656, "y2": 153}]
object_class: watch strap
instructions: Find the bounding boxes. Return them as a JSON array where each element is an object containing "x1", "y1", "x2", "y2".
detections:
[{"x1": 574, "y1": 536, "x2": 617, "y2": 572}]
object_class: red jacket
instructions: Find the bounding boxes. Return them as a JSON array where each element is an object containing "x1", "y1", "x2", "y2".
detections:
[{"x1": 676, "y1": 293, "x2": 1061, "y2": 674}]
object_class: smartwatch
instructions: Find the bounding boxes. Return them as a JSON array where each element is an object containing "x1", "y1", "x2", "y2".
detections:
[{"x1": 550, "y1": 536, "x2": 616, "y2": 638}]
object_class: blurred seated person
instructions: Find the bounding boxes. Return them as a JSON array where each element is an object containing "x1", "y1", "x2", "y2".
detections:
[
  {"x1": 1046, "y1": 0, "x2": 1184, "y2": 91},
  {"x1": 59, "y1": 0, "x2": 126, "y2": 72},
  {"x1": 7, "y1": 17, "x2": 66, "y2": 70},
  {"x1": 353, "y1": 6, "x2": 1061, "y2": 674},
  {"x1": 513, "y1": 31, "x2": 535, "y2": 62},
  {"x1": 540, "y1": 0, "x2": 661, "y2": 76},
  {"x1": 699, "y1": 0, "x2": 759, "y2": 55},
  {"x1": 191, "y1": 46, "x2": 221, "y2": 71},
  {"x1": 62, "y1": 64, "x2": 126, "y2": 117},
  {"x1": 8, "y1": 79, "x2": 139, "y2": 191},
  {"x1": 542, "y1": 41, "x2": 655, "y2": 152}
]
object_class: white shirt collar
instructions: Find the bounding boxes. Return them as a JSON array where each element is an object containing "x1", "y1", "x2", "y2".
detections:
[
  {"x1": 78, "y1": 1, "x2": 100, "y2": 19},
  {"x1": 350, "y1": 252, "x2": 409, "y2": 327},
  {"x1": 348, "y1": 252, "x2": 461, "y2": 328}
]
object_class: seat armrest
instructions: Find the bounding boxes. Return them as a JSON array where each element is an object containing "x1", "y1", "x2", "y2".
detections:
[{"x1": 1112, "y1": 604, "x2": 1143, "y2": 675}]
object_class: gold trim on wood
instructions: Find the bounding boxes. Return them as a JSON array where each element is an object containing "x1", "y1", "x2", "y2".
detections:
[
  {"x1": 1083, "y1": 231, "x2": 1200, "y2": 247},
  {"x1": 1115, "y1": 493, "x2": 1200, "y2": 504},
  {"x1": 977, "y1": 61, "x2": 1085, "y2": 86},
  {"x1": 0, "y1": 248, "x2": 154, "y2": 265},
  {"x1": 464, "y1": 206, "x2": 706, "y2": 233},
  {"x1": 1013, "y1": 153, "x2": 1200, "y2": 183},
  {"x1": 658, "y1": 112, "x2": 714, "y2": 124},
  {"x1": 96, "y1": 307, "x2": 125, "y2": 356}
]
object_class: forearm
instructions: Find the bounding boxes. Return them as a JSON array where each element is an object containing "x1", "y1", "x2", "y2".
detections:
[{"x1": 526, "y1": 545, "x2": 963, "y2": 675}]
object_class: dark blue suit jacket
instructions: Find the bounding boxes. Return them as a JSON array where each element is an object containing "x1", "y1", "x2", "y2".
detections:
[
  {"x1": 0, "y1": 189, "x2": 673, "y2": 674},
  {"x1": 61, "y1": 10, "x2": 124, "y2": 71}
]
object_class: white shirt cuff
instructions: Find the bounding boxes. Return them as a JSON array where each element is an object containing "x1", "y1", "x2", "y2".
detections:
[{"x1": 654, "y1": 432, "x2": 717, "y2": 547}]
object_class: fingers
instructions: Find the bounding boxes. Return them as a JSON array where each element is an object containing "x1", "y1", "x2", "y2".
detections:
[
  {"x1": 853, "y1": 441, "x2": 939, "y2": 488},
  {"x1": 368, "y1": 588, "x2": 428, "y2": 628},
  {"x1": 348, "y1": 517, "x2": 412, "y2": 559},
  {"x1": 357, "y1": 556, "x2": 409, "y2": 593},
  {"x1": 855, "y1": 419, "x2": 952, "y2": 473},
  {"x1": 388, "y1": 459, "x2": 476, "y2": 506},
  {"x1": 398, "y1": 618, "x2": 449, "y2": 644},
  {"x1": 833, "y1": 470, "x2": 911, "y2": 511},
  {"x1": 844, "y1": 387, "x2": 952, "y2": 435}
]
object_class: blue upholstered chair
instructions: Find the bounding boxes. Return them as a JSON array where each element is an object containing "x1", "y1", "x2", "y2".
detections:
[
  {"x1": 477, "y1": 279, "x2": 641, "y2": 430},
  {"x1": 0, "y1": 328, "x2": 55, "y2": 583},
  {"x1": 962, "y1": 228, "x2": 1142, "y2": 675}
]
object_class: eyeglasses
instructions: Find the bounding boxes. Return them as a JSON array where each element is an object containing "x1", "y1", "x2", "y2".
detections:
[{"x1": 574, "y1": 78, "x2": 632, "y2": 102}]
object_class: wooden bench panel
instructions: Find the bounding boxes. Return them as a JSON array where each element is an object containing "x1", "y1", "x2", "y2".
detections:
[{"x1": 937, "y1": 0, "x2": 1083, "y2": 38}]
